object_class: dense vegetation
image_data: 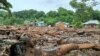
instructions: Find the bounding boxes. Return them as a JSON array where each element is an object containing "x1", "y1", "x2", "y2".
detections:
[{"x1": 0, "y1": 0, "x2": 100, "y2": 28}]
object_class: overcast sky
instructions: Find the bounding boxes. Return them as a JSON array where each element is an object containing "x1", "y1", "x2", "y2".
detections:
[{"x1": 8, "y1": 0, "x2": 100, "y2": 12}]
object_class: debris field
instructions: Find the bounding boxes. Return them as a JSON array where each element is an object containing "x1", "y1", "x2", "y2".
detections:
[{"x1": 0, "y1": 25, "x2": 100, "y2": 56}]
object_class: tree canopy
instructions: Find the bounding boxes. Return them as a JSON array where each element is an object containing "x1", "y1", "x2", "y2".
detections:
[
  {"x1": 0, "y1": 0, "x2": 12, "y2": 15},
  {"x1": 70, "y1": 0, "x2": 99, "y2": 28}
]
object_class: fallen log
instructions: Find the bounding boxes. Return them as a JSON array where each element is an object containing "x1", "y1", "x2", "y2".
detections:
[
  {"x1": 78, "y1": 43, "x2": 95, "y2": 49},
  {"x1": 93, "y1": 45, "x2": 100, "y2": 50},
  {"x1": 57, "y1": 43, "x2": 79, "y2": 56},
  {"x1": 56, "y1": 43, "x2": 99, "y2": 56}
]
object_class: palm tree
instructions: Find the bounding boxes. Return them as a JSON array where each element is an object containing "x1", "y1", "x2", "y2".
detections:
[{"x1": 0, "y1": 0, "x2": 12, "y2": 15}]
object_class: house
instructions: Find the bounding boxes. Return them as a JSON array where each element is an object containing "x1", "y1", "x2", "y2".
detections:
[
  {"x1": 83, "y1": 20, "x2": 99, "y2": 28},
  {"x1": 55, "y1": 22, "x2": 70, "y2": 28},
  {"x1": 35, "y1": 21, "x2": 46, "y2": 27}
]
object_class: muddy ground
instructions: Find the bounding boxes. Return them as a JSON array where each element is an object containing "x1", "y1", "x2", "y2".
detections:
[{"x1": 0, "y1": 25, "x2": 100, "y2": 56}]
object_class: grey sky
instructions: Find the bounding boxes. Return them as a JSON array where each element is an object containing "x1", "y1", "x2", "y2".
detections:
[{"x1": 8, "y1": 0, "x2": 100, "y2": 12}]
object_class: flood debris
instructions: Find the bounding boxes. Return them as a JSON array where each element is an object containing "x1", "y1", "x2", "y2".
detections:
[{"x1": 0, "y1": 25, "x2": 100, "y2": 56}]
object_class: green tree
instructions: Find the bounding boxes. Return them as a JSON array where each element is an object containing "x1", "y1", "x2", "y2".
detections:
[
  {"x1": 0, "y1": 0, "x2": 12, "y2": 15},
  {"x1": 72, "y1": 18, "x2": 83, "y2": 28},
  {"x1": 0, "y1": 11, "x2": 7, "y2": 17},
  {"x1": 58, "y1": 7, "x2": 69, "y2": 16},
  {"x1": 70, "y1": 0, "x2": 100, "y2": 28},
  {"x1": 13, "y1": 9, "x2": 37, "y2": 18},
  {"x1": 57, "y1": 7, "x2": 74, "y2": 23},
  {"x1": 44, "y1": 17, "x2": 57, "y2": 26},
  {"x1": 93, "y1": 10, "x2": 100, "y2": 21},
  {"x1": 13, "y1": 10, "x2": 45, "y2": 20},
  {"x1": 35, "y1": 11, "x2": 45, "y2": 19},
  {"x1": 70, "y1": 0, "x2": 95, "y2": 22},
  {"x1": 46, "y1": 11, "x2": 58, "y2": 17}
]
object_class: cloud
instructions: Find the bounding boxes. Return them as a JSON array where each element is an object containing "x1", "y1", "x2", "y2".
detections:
[{"x1": 8, "y1": 0, "x2": 100, "y2": 12}]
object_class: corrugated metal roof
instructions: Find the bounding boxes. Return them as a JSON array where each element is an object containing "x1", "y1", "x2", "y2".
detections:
[
  {"x1": 83, "y1": 20, "x2": 99, "y2": 24},
  {"x1": 35, "y1": 21, "x2": 46, "y2": 26}
]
